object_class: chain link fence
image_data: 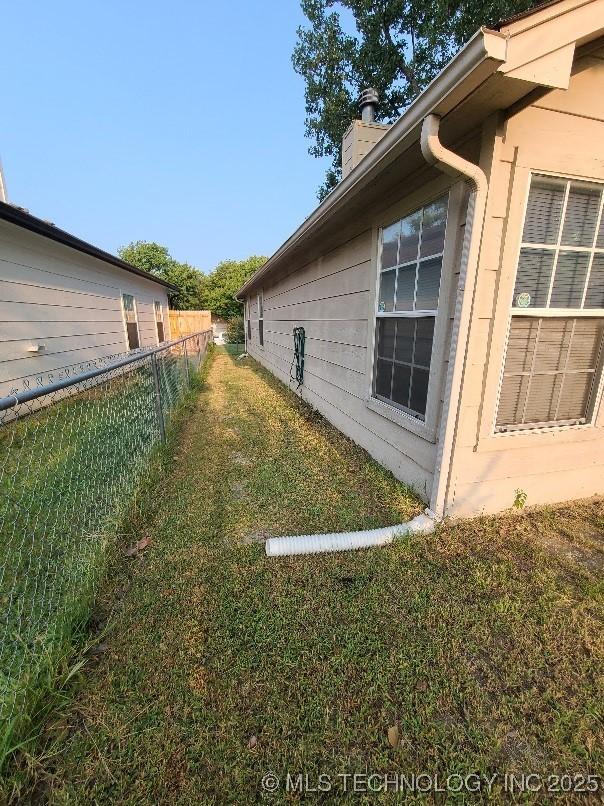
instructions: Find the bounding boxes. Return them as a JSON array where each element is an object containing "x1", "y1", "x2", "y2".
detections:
[{"x1": 0, "y1": 330, "x2": 212, "y2": 762}]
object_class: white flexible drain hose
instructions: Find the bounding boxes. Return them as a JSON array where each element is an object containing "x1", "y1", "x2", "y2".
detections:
[{"x1": 265, "y1": 512, "x2": 436, "y2": 557}]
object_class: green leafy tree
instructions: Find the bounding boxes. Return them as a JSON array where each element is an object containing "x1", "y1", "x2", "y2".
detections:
[
  {"x1": 293, "y1": 0, "x2": 533, "y2": 198},
  {"x1": 201, "y1": 256, "x2": 267, "y2": 319},
  {"x1": 118, "y1": 240, "x2": 206, "y2": 310},
  {"x1": 224, "y1": 315, "x2": 245, "y2": 344}
]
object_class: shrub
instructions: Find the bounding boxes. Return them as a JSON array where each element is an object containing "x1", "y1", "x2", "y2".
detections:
[{"x1": 224, "y1": 316, "x2": 245, "y2": 345}]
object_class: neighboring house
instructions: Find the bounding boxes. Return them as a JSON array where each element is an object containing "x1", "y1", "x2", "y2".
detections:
[
  {"x1": 0, "y1": 201, "x2": 174, "y2": 396},
  {"x1": 238, "y1": 0, "x2": 604, "y2": 518}
]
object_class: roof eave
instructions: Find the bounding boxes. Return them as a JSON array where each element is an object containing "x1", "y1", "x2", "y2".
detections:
[
  {"x1": 0, "y1": 201, "x2": 178, "y2": 292},
  {"x1": 235, "y1": 27, "x2": 507, "y2": 300}
]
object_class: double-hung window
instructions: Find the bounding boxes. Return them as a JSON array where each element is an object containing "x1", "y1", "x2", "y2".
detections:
[
  {"x1": 122, "y1": 293, "x2": 140, "y2": 350},
  {"x1": 496, "y1": 175, "x2": 604, "y2": 431},
  {"x1": 373, "y1": 196, "x2": 448, "y2": 420},
  {"x1": 257, "y1": 290, "x2": 264, "y2": 347},
  {"x1": 154, "y1": 300, "x2": 165, "y2": 343}
]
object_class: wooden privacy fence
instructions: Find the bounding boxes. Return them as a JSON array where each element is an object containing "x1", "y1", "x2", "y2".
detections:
[{"x1": 169, "y1": 310, "x2": 212, "y2": 339}]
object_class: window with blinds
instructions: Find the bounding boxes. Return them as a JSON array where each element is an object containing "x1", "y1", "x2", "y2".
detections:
[
  {"x1": 496, "y1": 175, "x2": 604, "y2": 432},
  {"x1": 373, "y1": 195, "x2": 448, "y2": 420}
]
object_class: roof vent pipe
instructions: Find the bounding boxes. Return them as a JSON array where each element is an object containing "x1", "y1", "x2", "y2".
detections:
[{"x1": 358, "y1": 88, "x2": 379, "y2": 123}]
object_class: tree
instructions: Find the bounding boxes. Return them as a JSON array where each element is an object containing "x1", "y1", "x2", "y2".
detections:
[
  {"x1": 293, "y1": 0, "x2": 533, "y2": 198},
  {"x1": 201, "y1": 256, "x2": 267, "y2": 319},
  {"x1": 118, "y1": 240, "x2": 206, "y2": 310}
]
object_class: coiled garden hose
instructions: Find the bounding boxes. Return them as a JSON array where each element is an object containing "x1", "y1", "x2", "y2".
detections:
[{"x1": 290, "y1": 326, "x2": 305, "y2": 390}]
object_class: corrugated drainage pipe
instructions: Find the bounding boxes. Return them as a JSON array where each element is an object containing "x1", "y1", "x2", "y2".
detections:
[{"x1": 265, "y1": 511, "x2": 436, "y2": 557}]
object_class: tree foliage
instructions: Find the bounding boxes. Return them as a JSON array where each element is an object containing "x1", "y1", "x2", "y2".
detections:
[
  {"x1": 224, "y1": 315, "x2": 245, "y2": 344},
  {"x1": 201, "y1": 256, "x2": 267, "y2": 320},
  {"x1": 118, "y1": 241, "x2": 206, "y2": 310},
  {"x1": 293, "y1": 0, "x2": 533, "y2": 198}
]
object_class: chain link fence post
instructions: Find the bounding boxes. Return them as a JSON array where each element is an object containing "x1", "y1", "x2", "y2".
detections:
[
  {"x1": 183, "y1": 338, "x2": 190, "y2": 387},
  {"x1": 150, "y1": 351, "x2": 166, "y2": 442}
]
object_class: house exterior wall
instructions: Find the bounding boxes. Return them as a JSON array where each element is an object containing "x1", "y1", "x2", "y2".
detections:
[
  {"x1": 445, "y1": 50, "x2": 604, "y2": 515},
  {"x1": 244, "y1": 158, "x2": 478, "y2": 503},
  {"x1": 0, "y1": 221, "x2": 171, "y2": 396}
]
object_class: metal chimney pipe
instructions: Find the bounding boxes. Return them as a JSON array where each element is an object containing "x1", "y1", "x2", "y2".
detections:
[{"x1": 358, "y1": 88, "x2": 379, "y2": 123}]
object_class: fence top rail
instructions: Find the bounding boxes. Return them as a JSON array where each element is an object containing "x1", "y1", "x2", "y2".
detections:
[{"x1": 0, "y1": 329, "x2": 213, "y2": 413}]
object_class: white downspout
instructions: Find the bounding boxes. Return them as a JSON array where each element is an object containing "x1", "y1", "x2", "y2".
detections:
[{"x1": 420, "y1": 114, "x2": 489, "y2": 519}]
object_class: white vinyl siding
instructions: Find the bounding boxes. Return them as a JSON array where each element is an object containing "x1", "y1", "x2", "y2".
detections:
[
  {"x1": 497, "y1": 175, "x2": 604, "y2": 431},
  {"x1": 373, "y1": 196, "x2": 448, "y2": 420}
]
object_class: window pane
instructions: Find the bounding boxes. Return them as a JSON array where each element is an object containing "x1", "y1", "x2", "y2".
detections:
[
  {"x1": 597, "y1": 213, "x2": 604, "y2": 249},
  {"x1": 557, "y1": 372, "x2": 595, "y2": 420},
  {"x1": 497, "y1": 315, "x2": 604, "y2": 429},
  {"x1": 503, "y1": 317, "x2": 539, "y2": 374},
  {"x1": 568, "y1": 318, "x2": 604, "y2": 370},
  {"x1": 550, "y1": 251, "x2": 590, "y2": 308},
  {"x1": 413, "y1": 318, "x2": 435, "y2": 368},
  {"x1": 561, "y1": 184, "x2": 601, "y2": 247},
  {"x1": 377, "y1": 318, "x2": 396, "y2": 359},
  {"x1": 524, "y1": 373, "x2": 562, "y2": 423},
  {"x1": 513, "y1": 248, "x2": 555, "y2": 308},
  {"x1": 497, "y1": 375, "x2": 530, "y2": 428},
  {"x1": 395, "y1": 264, "x2": 415, "y2": 311},
  {"x1": 398, "y1": 211, "x2": 422, "y2": 264},
  {"x1": 409, "y1": 368, "x2": 429, "y2": 417},
  {"x1": 394, "y1": 318, "x2": 414, "y2": 363},
  {"x1": 375, "y1": 358, "x2": 393, "y2": 398},
  {"x1": 415, "y1": 257, "x2": 442, "y2": 310},
  {"x1": 378, "y1": 269, "x2": 396, "y2": 312},
  {"x1": 381, "y1": 222, "x2": 400, "y2": 269},
  {"x1": 585, "y1": 254, "x2": 604, "y2": 308},
  {"x1": 522, "y1": 177, "x2": 565, "y2": 244},
  {"x1": 419, "y1": 198, "x2": 447, "y2": 258},
  {"x1": 392, "y1": 363, "x2": 411, "y2": 408}
]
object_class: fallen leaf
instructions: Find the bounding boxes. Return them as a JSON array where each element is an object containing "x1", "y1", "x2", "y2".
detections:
[
  {"x1": 124, "y1": 537, "x2": 153, "y2": 557},
  {"x1": 387, "y1": 725, "x2": 399, "y2": 747},
  {"x1": 247, "y1": 735, "x2": 258, "y2": 751}
]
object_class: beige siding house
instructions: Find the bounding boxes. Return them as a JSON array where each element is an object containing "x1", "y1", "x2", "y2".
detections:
[
  {"x1": 238, "y1": 0, "x2": 604, "y2": 518},
  {"x1": 0, "y1": 202, "x2": 174, "y2": 397}
]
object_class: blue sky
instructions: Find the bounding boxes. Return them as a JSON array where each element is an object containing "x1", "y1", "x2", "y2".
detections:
[{"x1": 3, "y1": 0, "x2": 332, "y2": 272}]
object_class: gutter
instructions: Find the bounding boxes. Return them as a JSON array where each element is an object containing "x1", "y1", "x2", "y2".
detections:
[
  {"x1": 0, "y1": 200, "x2": 178, "y2": 292},
  {"x1": 236, "y1": 27, "x2": 506, "y2": 300},
  {"x1": 420, "y1": 114, "x2": 489, "y2": 519}
]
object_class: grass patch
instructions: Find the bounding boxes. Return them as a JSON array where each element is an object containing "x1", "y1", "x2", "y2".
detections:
[
  {"x1": 5, "y1": 348, "x2": 603, "y2": 803},
  {"x1": 0, "y1": 348, "x2": 213, "y2": 779}
]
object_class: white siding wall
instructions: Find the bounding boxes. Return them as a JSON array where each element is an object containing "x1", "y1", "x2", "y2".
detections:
[
  {"x1": 245, "y1": 232, "x2": 440, "y2": 501},
  {"x1": 0, "y1": 221, "x2": 170, "y2": 396}
]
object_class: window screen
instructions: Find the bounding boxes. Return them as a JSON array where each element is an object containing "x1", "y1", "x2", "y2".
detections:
[
  {"x1": 374, "y1": 195, "x2": 448, "y2": 419},
  {"x1": 122, "y1": 293, "x2": 139, "y2": 350},
  {"x1": 497, "y1": 175, "x2": 604, "y2": 431}
]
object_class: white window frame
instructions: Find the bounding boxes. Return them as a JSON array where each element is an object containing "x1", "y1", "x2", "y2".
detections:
[
  {"x1": 494, "y1": 170, "x2": 604, "y2": 435},
  {"x1": 154, "y1": 300, "x2": 165, "y2": 345},
  {"x1": 257, "y1": 290, "x2": 264, "y2": 348},
  {"x1": 365, "y1": 185, "x2": 461, "y2": 442},
  {"x1": 121, "y1": 292, "x2": 140, "y2": 351}
]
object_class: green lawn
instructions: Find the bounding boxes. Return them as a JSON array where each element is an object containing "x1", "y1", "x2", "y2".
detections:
[{"x1": 4, "y1": 348, "x2": 603, "y2": 803}]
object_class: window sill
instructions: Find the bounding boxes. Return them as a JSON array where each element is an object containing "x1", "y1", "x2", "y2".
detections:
[
  {"x1": 477, "y1": 420, "x2": 601, "y2": 452},
  {"x1": 365, "y1": 396, "x2": 436, "y2": 442}
]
